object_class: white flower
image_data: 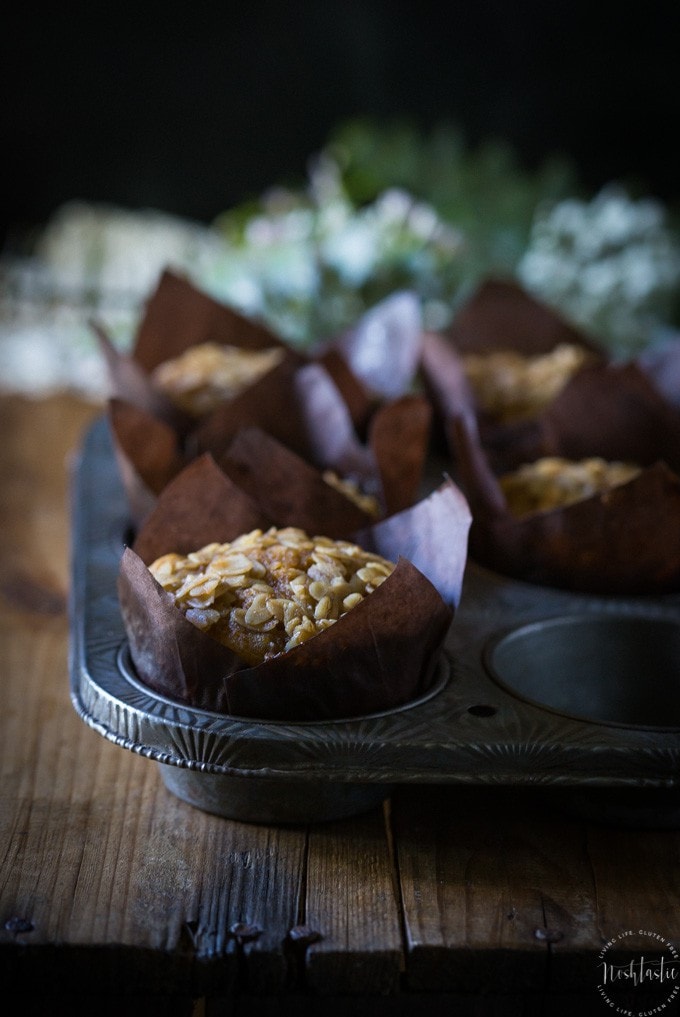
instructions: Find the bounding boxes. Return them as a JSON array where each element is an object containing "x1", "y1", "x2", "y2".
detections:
[
  {"x1": 518, "y1": 186, "x2": 680, "y2": 355},
  {"x1": 321, "y1": 219, "x2": 379, "y2": 284}
]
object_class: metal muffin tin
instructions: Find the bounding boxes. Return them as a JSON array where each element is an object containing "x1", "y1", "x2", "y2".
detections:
[{"x1": 69, "y1": 417, "x2": 680, "y2": 825}]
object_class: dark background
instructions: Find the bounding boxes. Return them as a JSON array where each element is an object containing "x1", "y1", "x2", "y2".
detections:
[{"x1": 3, "y1": 0, "x2": 679, "y2": 250}]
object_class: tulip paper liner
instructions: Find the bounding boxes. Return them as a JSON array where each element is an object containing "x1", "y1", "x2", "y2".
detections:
[
  {"x1": 451, "y1": 413, "x2": 680, "y2": 595},
  {"x1": 445, "y1": 276, "x2": 602, "y2": 356},
  {"x1": 534, "y1": 361, "x2": 680, "y2": 472},
  {"x1": 107, "y1": 398, "x2": 185, "y2": 526},
  {"x1": 210, "y1": 428, "x2": 378, "y2": 538},
  {"x1": 636, "y1": 336, "x2": 680, "y2": 410},
  {"x1": 286, "y1": 362, "x2": 432, "y2": 517},
  {"x1": 422, "y1": 328, "x2": 680, "y2": 476},
  {"x1": 420, "y1": 277, "x2": 605, "y2": 470},
  {"x1": 94, "y1": 268, "x2": 425, "y2": 439},
  {"x1": 320, "y1": 288, "x2": 425, "y2": 401},
  {"x1": 118, "y1": 456, "x2": 471, "y2": 721},
  {"x1": 420, "y1": 329, "x2": 550, "y2": 471},
  {"x1": 107, "y1": 356, "x2": 432, "y2": 529},
  {"x1": 132, "y1": 267, "x2": 285, "y2": 366},
  {"x1": 181, "y1": 352, "x2": 318, "y2": 462}
]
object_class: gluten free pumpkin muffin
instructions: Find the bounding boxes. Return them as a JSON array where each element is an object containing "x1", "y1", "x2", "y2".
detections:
[
  {"x1": 461, "y1": 343, "x2": 594, "y2": 423},
  {"x1": 449, "y1": 411, "x2": 680, "y2": 594},
  {"x1": 99, "y1": 271, "x2": 431, "y2": 529},
  {"x1": 119, "y1": 453, "x2": 472, "y2": 721},
  {"x1": 148, "y1": 526, "x2": 395, "y2": 666},
  {"x1": 419, "y1": 277, "x2": 603, "y2": 471},
  {"x1": 149, "y1": 341, "x2": 286, "y2": 417},
  {"x1": 499, "y1": 456, "x2": 642, "y2": 517}
]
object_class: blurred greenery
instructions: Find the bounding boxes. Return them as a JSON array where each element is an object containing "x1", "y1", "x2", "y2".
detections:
[
  {"x1": 4, "y1": 117, "x2": 677, "y2": 387},
  {"x1": 209, "y1": 118, "x2": 680, "y2": 355},
  {"x1": 327, "y1": 117, "x2": 580, "y2": 268}
]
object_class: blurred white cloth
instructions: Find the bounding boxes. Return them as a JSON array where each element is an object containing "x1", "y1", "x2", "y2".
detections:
[{"x1": 0, "y1": 202, "x2": 224, "y2": 398}]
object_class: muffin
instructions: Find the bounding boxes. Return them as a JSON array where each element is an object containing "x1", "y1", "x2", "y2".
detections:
[
  {"x1": 95, "y1": 268, "x2": 424, "y2": 439},
  {"x1": 118, "y1": 454, "x2": 472, "y2": 720},
  {"x1": 419, "y1": 277, "x2": 603, "y2": 470},
  {"x1": 449, "y1": 412, "x2": 680, "y2": 594},
  {"x1": 499, "y1": 456, "x2": 642, "y2": 517},
  {"x1": 421, "y1": 329, "x2": 680, "y2": 477},
  {"x1": 149, "y1": 341, "x2": 286, "y2": 417},
  {"x1": 461, "y1": 343, "x2": 594, "y2": 423},
  {"x1": 98, "y1": 271, "x2": 431, "y2": 528},
  {"x1": 321, "y1": 471, "x2": 381, "y2": 518},
  {"x1": 148, "y1": 526, "x2": 395, "y2": 666}
]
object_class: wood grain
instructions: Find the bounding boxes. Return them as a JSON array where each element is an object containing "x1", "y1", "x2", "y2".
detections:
[
  {"x1": 0, "y1": 393, "x2": 100, "y2": 605},
  {"x1": 392, "y1": 783, "x2": 680, "y2": 997},
  {"x1": 303, "y1": 803, "x2": 403, "y2": 995}
]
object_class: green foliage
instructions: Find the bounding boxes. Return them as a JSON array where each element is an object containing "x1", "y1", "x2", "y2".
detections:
[
  {"x1": 206, "y1": 117, "x2": 680, "y2": 355},
  {"x1": 326, "y1": 118, "x2": 579, "y2": 275}
]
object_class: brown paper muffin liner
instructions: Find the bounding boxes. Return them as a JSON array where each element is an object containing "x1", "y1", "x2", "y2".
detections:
[
  {"x1": 107, "y1": 362, "x2": 432, "y2": 531},
  {"x1": 107, "y1": 398, "x2": 186, "y2": 525},
  {"x1": 319, "y1": 288, "x2": 425, "y2": 401},
  {"x1": 118, "y1": 455, "x2": 471, "y2": 721},
  {"x1": 95, "y1": 268, "x2": 425, "y2": 434},
  {"x1": 420, "y1": 277, "x2": 605, "y2": 470},
  {"x1": 209, "y1": 429, "x2": 378, "y2": 538},
  {"x1": 421, "y1": 328, "x2": 680, "y2": 476},
  {"x1": 450, "y1": 412, "x2": 680, "y2": 595},
  {"x1": 445, "y1": 276, "x2": 602, "y2": 355},
  {"x1": 636, "y1": 336, "x2": 680, "y2": 410}
]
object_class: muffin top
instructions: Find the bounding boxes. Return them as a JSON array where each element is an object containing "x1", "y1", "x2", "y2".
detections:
[
  {"x1": 149, "y1": 526, "x2": 395, "y2": 665},
  {"x1": 462, "y1": 343, "x2": 593, "y2": 422},
  {"x1": 150, "y1": 341, "x2": 285, "y2": 416},
  {"x1": 499, "y1": 456, "x2": 641, "y2": 517}
]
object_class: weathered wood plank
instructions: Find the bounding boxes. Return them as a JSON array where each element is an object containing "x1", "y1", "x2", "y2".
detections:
[
  {"x1": 0, "y1": 609, "x2": 309, "y2": 993},
  {"x1": 392, "y1": 786, "x2": 551, "y2": 993},
  {"x1": 393, "y1": 783, "x2": 680, "y2": 998},
  {"x1": 0, "y1": 393, "x2": 100, "y2": 604},
  {"x1": 303, "y1": 802, "x2": 403, "y2": 995}
]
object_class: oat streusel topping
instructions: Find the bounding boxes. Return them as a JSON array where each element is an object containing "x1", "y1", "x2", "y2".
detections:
[
  {"x1": 148, "y1": 526, "x2": 395, "y2": 664},
  {"x1": 462, "y1": 343, "x2": 593, "y2": 422},
  {"x1": 150, "y1": 341, "x2": 285, "y2": 416},
  {"x1": 500, "y1": 456, "x2": 641, "y2": 517}
]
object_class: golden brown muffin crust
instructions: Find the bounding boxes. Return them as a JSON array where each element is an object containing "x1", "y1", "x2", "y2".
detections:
[
  {"x1": 150, "y1": 341, "x2": 285, "y2": 416},
  {"x1": 149, "y1": 526, "x2": 395, "y2": 665},
  {"x1": 499, "y1": 456, "x2": 642, "y2": 516},
  {"x1": 462, "y1": 343, "x2": 594, "y2": 422}
]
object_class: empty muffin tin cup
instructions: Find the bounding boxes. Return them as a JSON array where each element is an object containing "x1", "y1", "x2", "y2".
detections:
[
  {"x1": 484, "y1": 614, "x2": 680, "y2": 730},
  {"x1": 484, "y1": 614, "x2": 680, "y2": 828}
]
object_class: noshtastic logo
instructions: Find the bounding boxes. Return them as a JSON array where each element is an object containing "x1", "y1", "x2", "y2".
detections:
[{"x1": 597, "y1": 930, "x2": 679, "y2": 1014}]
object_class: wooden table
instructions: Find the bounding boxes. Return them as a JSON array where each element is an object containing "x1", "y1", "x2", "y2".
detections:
[{"x1": 1, "y1": 392, "x2": 679, "y2": 1017}]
